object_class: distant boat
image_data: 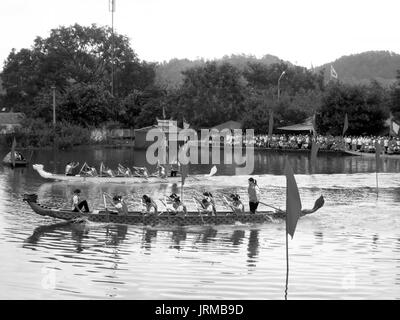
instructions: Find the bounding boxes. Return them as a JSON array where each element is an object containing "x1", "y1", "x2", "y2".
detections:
[
  {"x1": 2, "y1": 137, "x2": 28, "y2": 167},
  {"x1": 343, "y1": 149, "x2": 400, "y2": 159}
]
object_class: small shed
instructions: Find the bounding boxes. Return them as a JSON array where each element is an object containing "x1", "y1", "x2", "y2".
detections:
[
  {"x1": 211, "y1": 120, "x2": 242, "y2": 131},
  {"x1": 134, "y1": 119, "x2": 183, "y2": 149},
  {"x1": 0, "y1": 113, "x2": 25, "y2": 134},
  {"x1": 277, "y1": 117, "x2": 313, "y2": 133}
]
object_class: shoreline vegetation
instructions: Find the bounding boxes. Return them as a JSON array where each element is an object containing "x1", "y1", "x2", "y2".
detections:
[{"x1": 0, "y1": 24, "x2": 400, "y2": 152}]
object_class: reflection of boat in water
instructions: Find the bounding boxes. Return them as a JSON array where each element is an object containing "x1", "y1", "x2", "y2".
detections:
[
  {"x1": 24, "y1": 219, "x2": 128, "y2": 252},
  {"x1": 343, "y1": 149, "x2": 400, "y2": 159},
  {"x1": 32, "y1": 164, "x2": 216, "y2": 184},
  {"x1": 23, "y1": 194, "x2": 324, "y2": 226}
]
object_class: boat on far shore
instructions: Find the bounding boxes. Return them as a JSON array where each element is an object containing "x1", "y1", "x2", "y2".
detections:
[{"x1": 343, "y1": 149, "x2": 400, "y2": 159}]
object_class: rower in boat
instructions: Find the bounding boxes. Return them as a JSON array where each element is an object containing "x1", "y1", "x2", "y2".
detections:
[
  {"x1": 195, "y1": 192, "x2": 217, "y2": 216},
  {"x1": 14, "y1": 151, "x2": 25, "y2": 161},
  {"x1": 117, "y1": 164, "x2": 132, "y2": 177},
  {"x1": 133, "y1": 166, "x2": 149, "y2": 178},
  {"x1": 166, "y1": 193, "x2": 187, "y2": 215},
  {"x1": 72, "y1": 189, "x2": 90, "y2": 213},
  {"x1": 142, "y1": 195, "x2": 158, "y2": 215},
  {"x1": 170, "y1": 160, "x2": 180, "y2": 177},
  {"x1": 154, "y1": 162, "x2": 167, "y2": 178},
  {"x1": 65, "y1": 161, "x2": 79, "y2": 176},
  {"x1": 224, "y1": 194, "x2": 245, "y2": 214},
  {"x1": 112, "y1": 195, "x2": 128, "y2": 215},
  {"x1": 80, "y1": 162, "x2": 98, "y2": 177},
  {"x1": 99, "y1": 162, "x2": 114, "y2": 177}
]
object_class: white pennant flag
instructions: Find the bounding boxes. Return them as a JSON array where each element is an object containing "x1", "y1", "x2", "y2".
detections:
[
  {"x1": 330, "y1": 65, "x2": 338, "y2": 79},
  {"x1": 109, "y1": 0, "x2": 116, "y2": 12}
]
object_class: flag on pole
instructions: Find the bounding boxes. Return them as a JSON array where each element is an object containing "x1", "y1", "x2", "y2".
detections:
[
  {"x1": 311, "y1": 113, "x2": 317, "y2": 137},
  {"x1": 375, "y1": 141, "x2": 382, "y2": 172},
  {"x1": 390, "y1": 119, "x2": 400, "y2": 136},
  {"x1": 109, "y1": 0, "x2": 116, "y2": 12},
  {"x1": 284, "y1": 160, "x2": 302, "y2": 239},
  {"x1": 310, "y1": 140, "x2": 319, "y2": 172},
  {"x1": 10, "y1": 137, "x2": 16, "y2": 168},
  {"x1": 342, "y1": 113, "x2": 349, "y2": 136},
  {"x1": 181, "y1": 163, "x2": 188, "y2": 186},
  {"x1": 330, "y1": 65, "x2": 338, "y2": 79},
  {"x1": 268, "y1": 109, "x2": 274, "y2": 140}
]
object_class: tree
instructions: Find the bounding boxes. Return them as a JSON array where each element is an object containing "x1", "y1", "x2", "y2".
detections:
[
  {"x1": 56, "y1": 83, "x2": 116, "y2": 127},
  {"x1": 0, "y1": 24, "x2": 156, "y2": 116},
  {"x1": 316, "y1": 82, "x2": 389, "y2": 135},
  {"x1": 390, "y1": 70, "x2": 400, "y2": 120},
  {"x1": 172, "y1": 62, "x2": 248, "y2": 128}
]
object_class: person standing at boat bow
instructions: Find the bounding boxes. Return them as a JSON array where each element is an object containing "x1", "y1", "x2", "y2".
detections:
[
  {"x1": 72, "y1": 189, "x2": 90, "y2": 213},
  {"x1": 248, "y1": 178, "x2": 260, "y2": 214}
]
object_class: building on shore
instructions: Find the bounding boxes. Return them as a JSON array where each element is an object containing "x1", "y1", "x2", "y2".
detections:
[
  {"x1": 134, "y1": 119, "x2": 183, "y2": 149},
  {"x1": 0, "y1": 112, "x2": 25, "y2": 134}
]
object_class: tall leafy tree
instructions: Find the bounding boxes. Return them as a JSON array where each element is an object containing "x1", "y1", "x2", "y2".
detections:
[
  {"x1": 317, "y1": 82, "x2": 389, "y2": 135},
  {"x1": 172, "y1": 62, "x2": 248, "y2": 128},
  {"x1": 0, "y1": 24, "x2": 155, "y2": 115}
]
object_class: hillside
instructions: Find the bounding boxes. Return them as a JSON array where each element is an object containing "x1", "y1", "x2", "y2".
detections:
[
  {"x1": 316, "y1": 51, "x2": 400, "y2": 86},
  {"x1": 154, "y1": 54, "x2": 286, "y2": 90}
]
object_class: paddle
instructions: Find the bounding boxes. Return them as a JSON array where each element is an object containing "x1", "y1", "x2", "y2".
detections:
[
  {"x1": 259, "y1": 201, "x2": 284, "y2": 213},
  {"x1": 192, "y1": 197, "x2": 205, "y2": 224}
]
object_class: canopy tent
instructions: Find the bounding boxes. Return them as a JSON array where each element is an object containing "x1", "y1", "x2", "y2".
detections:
[
  {"x1": 277, "y1": 117, "x2": 313, "y2": 132},
  {"x1": 210, "y1": 120, "x2": 242, "y2": 131}
]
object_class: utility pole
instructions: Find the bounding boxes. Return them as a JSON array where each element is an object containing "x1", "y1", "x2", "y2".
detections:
[
  {"x1": 110, "y1": 0, "x2": 115, "y2": 96},
  {"x1": 51, "y1": 85, "x2": 56, "y2": 127}
]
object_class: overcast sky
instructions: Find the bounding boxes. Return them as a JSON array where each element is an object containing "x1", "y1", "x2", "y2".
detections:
[{"x1": 1, "y1": 0, "x2": 399, "y2": 70}]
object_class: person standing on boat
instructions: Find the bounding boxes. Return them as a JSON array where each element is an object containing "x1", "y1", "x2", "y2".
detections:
[
  {"x1": 65, "y1": 162, "x2": 79, "y2": 176},
  {"x1": 142, "y1": 195, "x2": 158, "y2": 215},
  {"x1": 72, "y1": 189, "x2": 90, "y2": 213},
  {"x1": 248, "y1": 178, "x2": 260, "y2": 214}
]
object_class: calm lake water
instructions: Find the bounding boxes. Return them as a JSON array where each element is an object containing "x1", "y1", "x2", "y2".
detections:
[{"x1": 0, "y1": 146, "x2": 399, "y2": 299}]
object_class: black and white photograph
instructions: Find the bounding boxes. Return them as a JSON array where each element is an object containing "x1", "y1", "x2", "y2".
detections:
[{"x1": 0, "y1": 0, "x2": 400, "y2": 305}]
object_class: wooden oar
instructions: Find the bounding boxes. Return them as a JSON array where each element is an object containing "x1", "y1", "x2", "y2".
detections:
[
  {"x1": 259, "y1": 201, "x2": 284, "y2": 213},
  {"x1": 192, "y1": 197, "x2": 205, "y2": 224}
]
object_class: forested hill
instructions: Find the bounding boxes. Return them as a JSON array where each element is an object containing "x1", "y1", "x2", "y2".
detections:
[
  {"x1": 316, "y1": 51, "x2": 400, "y2": 86},
  {"x1": 155, "y1": 54, "x2": 286, "y2": 90}
]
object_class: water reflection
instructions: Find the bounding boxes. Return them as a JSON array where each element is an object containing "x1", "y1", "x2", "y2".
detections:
[{"x1": 247, "y1": 230, "x2": 260, "y2": 268}]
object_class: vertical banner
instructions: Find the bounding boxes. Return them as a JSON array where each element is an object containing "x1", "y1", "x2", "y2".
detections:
[
  {"x1": 342, "y1": 113, "x2": 348, "y2": 136},
  {"x1": 268, "y1": 109, "x2": 274, "y2": 144},
  {"x1": 310, "y1": 140, "x2": 319, "y2": 173},
  {"x1": 375, "y1": 140, "x2": 382, "y2": 194},
  {"x1": 284, "y1": 159, "x2": 302, "y2": 239}
]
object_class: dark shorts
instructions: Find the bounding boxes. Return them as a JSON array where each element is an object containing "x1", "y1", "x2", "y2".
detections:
[{"x1": 249, "y1": 201, "x2": 259, "y2": 214}]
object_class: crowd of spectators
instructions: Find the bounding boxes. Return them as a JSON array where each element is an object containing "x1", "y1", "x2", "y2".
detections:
[{"x1": 248, "y1": 134, "x2": 400, "y2": 154}]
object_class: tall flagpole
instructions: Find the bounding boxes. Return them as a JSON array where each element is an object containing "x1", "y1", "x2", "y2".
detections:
[
  {"x1": 285, "y1": 214, "x2": 289, "y2": 300},
  {"x1": 111, "y1": 0, "x2": 115, "y2": 96}
]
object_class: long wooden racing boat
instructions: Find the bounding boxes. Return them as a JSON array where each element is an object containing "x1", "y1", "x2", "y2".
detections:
[
  {"x1": 23, "y1": 194, "x2": 324, "y2": 226},
  {"x1": 33, "y1": 164, "x2": 214, "y2": 184}
]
